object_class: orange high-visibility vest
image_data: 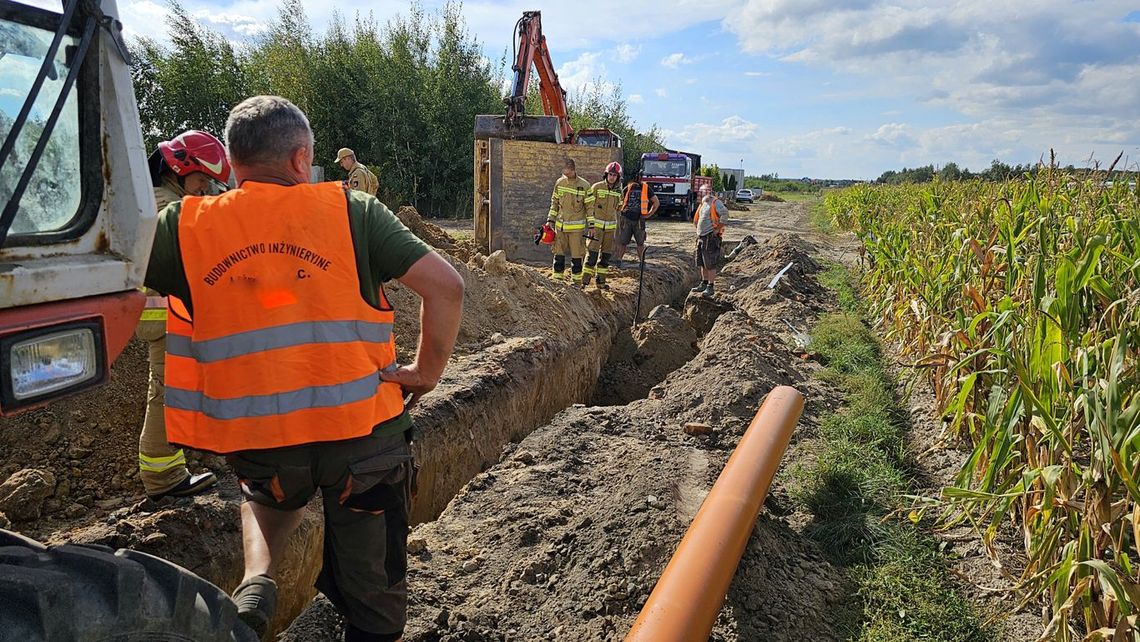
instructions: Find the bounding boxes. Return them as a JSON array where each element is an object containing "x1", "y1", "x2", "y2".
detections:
[
  {"x1": 164, "y1": 181, "x2": 405, "y2": 454},
  {"x1": 694, "y1": 198, "x2": 725, "y2": 236},
  {"x1": 165, "y1": 295, "x2": 199, "y2": 399},
  {"x1": 622, "y1": 182, "x2": 651, "y2": 219}
]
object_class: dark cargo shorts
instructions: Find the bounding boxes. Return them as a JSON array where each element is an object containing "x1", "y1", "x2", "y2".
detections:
[
  {"x1": 696, "y1": 232, "x2": 722, "y2": 269},
  {"x1": 617, "y1": 215, "x2": 646, "y2": 247},
  {"x1": 227, "y1": 428, "x2": 415, "y2": 640}
]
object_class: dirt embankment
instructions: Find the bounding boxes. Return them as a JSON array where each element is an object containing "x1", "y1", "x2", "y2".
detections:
[
  {"x1": 283, "y1": 232, "x2": 852, "y2": 642},
  {"x1": 0, "y1": 207, "x2": 697, "y2": 636}
]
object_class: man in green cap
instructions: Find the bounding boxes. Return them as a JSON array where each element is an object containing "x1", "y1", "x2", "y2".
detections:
[{"x1": 337, "y1": 147, "x2": 379, "y2": 196}]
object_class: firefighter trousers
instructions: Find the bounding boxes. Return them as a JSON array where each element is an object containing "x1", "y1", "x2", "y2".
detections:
[{"x1": 137, "y1": 334, "x2": 191, "y2": 495}]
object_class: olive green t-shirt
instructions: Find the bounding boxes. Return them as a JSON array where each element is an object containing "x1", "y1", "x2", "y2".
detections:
[{"x1": 144, "y1": 183, "x2": 432, "y2": 437}]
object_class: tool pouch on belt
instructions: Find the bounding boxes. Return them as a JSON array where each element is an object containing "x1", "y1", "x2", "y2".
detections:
[{"x1": 342, "y1": 452, "x2": 416, "y2": 588}]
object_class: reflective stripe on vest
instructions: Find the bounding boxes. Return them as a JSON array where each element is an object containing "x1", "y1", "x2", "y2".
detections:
[{"x1": 165, "y1": 181, "x2": 404, "y2": 454}]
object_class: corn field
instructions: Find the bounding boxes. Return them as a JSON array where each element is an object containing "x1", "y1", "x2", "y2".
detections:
[{"x1": 826, "y1": 168, "x2": 1140, "y2": 641}]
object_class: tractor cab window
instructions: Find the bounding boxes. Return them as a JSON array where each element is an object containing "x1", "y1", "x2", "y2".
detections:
[{"x1": 0, "y1": 1, "x2": 99, "y2": 246}]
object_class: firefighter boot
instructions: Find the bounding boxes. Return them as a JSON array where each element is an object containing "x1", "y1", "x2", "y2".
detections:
[
  {"x1": 582, "y1": 252, "x2": 596, "y2": 288},
  {"x1": 596, "y1": 253, "x2": 612, "y2": 290}
]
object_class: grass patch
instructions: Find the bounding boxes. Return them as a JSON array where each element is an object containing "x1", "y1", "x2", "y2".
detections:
[
  {"x1": 791, "y1": 267, "x2": 996, "y2": 641},
  {"x1": 772, "y1": 191, "x2": 822, "y2": 203},
  {"x1": 811, "y1": 313, "x2": 880, "y2": 374},
  {"x1": 810, "y1": 200, "x2": 835, "y2": 233},
  {"x1": 818, "y1": 263, "x2": 861, "y2": 313}
]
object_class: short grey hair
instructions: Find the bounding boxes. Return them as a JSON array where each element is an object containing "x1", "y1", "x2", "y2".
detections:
[{"x1": 225, "y1": 96, "x2": 313, "y2": 166}]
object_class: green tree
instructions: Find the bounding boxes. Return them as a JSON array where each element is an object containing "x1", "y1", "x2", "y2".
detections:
[
  {"x1": 937, "y1": 162, "x2": 962, "y2": 182},
  {"x1": 130, "y1": 2, "x2": 246, "y2": 150}
]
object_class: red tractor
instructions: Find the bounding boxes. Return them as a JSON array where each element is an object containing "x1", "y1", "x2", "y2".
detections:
[{"x1": 0, "y1": 1, "x2": 255, "y2": 639}]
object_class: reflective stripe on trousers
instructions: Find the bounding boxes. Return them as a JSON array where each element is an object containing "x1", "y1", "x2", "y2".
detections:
[{"x1": 139, "y1": 449, "x2": 187, "y2": 472}]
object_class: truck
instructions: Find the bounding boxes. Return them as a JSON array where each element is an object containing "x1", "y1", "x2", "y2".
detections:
[
  {"x1": 0, "y1": 0, "x2": 255, "y2": 638},
  {"x1": 640, "y1": 151, "x2": 706, "y2": 218}
]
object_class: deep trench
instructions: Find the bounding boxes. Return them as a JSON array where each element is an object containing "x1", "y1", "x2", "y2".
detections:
[
  {"x1": 408, "y1": 258, "x2": 699, "y2": 524},
  {"x1": 257, "y1": 257, "x2": 703, "y2": 635}
]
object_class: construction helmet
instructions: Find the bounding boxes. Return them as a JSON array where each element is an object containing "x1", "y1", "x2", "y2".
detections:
[
  {"x1": 156, "y1": 130, "x2": 231, "y2": 183},
  {"x1": 605, "y1": 161, "x2": 622, "y2": 176}
]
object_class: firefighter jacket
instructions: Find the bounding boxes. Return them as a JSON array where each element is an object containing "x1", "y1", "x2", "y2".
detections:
[
  {"x1": 139, "y1": 176, "x2": 188, "y2": 330},
  {"x1": 347, "y1": 162, "x2": 379, "y2": 196},
  {"x1": 547, "y1": 175, "x2": 592, "y2": 232},
  {"x1": 588, "y1": 179, "x2": 622, "y2": 233},
  {"x1": 163, "y1": 181, "x2": 405, "y2": 454}
]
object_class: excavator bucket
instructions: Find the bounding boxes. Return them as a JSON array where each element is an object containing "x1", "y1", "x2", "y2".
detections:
[{"x1": 474, "y1": 115, "x2": 564, "y2": 143}]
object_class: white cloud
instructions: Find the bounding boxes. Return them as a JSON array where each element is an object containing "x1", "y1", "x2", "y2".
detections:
[
  {"x1": 667, "y1": 116, "x2": 761, "y2": 148},
  {"x1": 866, "y1": 123, "x2": 914, "y2": 147},
  {"x1": 459, "y1": 1, "x2": 739, "y2": 50},
  {"x1": 629, "y1": 94, "x2": 644, "y2": 104},
  {"x1": 195, "y1": 11, "x2": 268, "y2": 37},
  {"x1": 655, "y1": 88, "x2": 668, "y2": 98},
  {"x1": 614, "y1": 44, "x2": 640, "y2": 63},
  {"x1": 743, "y1": 71, "x2": 772, "y2": 77},
  {"x1": 722, "y1": 0, "x2": 1140, "y2": 169},
  {"x1": 660, "y1": 52, "x2": 693, "y2": 68},
  {"x1": 557, "y1": 51, "x2": 607, "y2": 93}
]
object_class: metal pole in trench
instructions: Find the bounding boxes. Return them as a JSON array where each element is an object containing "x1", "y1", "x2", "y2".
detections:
[{"x1": 634, "y1": 247, "x2": 647, "y2": 327}]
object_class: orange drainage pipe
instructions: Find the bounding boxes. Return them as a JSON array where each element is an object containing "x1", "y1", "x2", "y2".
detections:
[{"x1": 625, "y1": 385, "x2": 805, "y2": 642}]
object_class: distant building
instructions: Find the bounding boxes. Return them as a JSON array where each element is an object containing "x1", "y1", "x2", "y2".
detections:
[{"x1": 721, "y1": 168, "x2": 744, "y2": 190}]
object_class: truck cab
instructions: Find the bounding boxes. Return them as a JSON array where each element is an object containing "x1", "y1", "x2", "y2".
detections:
[
  {"x1": 641, "y1": 152, "x2": 698, "y2": 218},
  {"x1": 0, "y1": 0, "x2": 154, "y2": 416},
  {"x1": 576, "y1": 128, "x2": 622, "y2": 148}
]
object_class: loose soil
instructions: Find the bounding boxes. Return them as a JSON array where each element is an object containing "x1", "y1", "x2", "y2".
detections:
[{"x1": 0, "y1": 204, "x2": 697, "y2": 635}]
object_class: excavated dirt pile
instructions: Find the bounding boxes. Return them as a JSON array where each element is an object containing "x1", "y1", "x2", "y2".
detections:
[
  {"x1": 282, "y1": 234, "x2": 852, "y2": 642},
  {"x1": 0, "y1": 208, "x2": 696, "y2": 636}
]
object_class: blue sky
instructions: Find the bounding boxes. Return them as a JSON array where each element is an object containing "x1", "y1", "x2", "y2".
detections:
[{"x1": 24, "y1": 0, "x2": 1140, "y2": 179}]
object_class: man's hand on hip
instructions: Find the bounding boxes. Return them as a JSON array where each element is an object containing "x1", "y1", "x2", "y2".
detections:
[{"x1": 380, "y1": 363, "x2": 437, "y2": 410}]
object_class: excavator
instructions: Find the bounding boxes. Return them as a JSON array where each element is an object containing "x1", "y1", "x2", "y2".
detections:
[{"x1": 474, "y1": 10, "x2": 619, "y2": 148}]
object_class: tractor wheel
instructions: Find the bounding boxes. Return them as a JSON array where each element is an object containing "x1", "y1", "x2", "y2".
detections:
[{"x1": 0, "y1": 529, "x2": 258, "y2": 642}]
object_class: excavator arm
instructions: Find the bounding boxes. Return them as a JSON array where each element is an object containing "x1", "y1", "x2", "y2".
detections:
[
  {"x1": 504, "y1": 11, "x2": 573, "y2": 143},
  {"x1": 475, "y1": 11, "x2": 572, "y2": 143}
]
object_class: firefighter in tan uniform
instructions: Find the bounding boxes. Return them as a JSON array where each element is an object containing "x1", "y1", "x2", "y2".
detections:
[
  {"x1": 547, "y1": 157, "x2": 592, "y2": 284},
  {"x1": 584, "y1": 161, "x2": 623, "y2": 290},
  {"x1": 137, "y1": 131, "x2": 228, "y2": 500},
  {"x1": 337, "y1": 147, "x2": 379, "y2": 196}
]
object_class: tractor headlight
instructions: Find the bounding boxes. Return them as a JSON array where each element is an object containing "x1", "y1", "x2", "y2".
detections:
[{"x1": 3, "y1": 322, "x2": 104, "y2": 406}]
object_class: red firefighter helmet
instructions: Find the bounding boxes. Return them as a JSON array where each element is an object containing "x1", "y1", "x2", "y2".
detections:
[
  {"x1": 539, "y1": 223, "x2": 556, "y2": 244},
  {"x1": 156, "y1": 130, "x2": 231, "y2": 183},
  {"x1": 604, "y1": 161, "x2": 622, "y2": 176}
]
